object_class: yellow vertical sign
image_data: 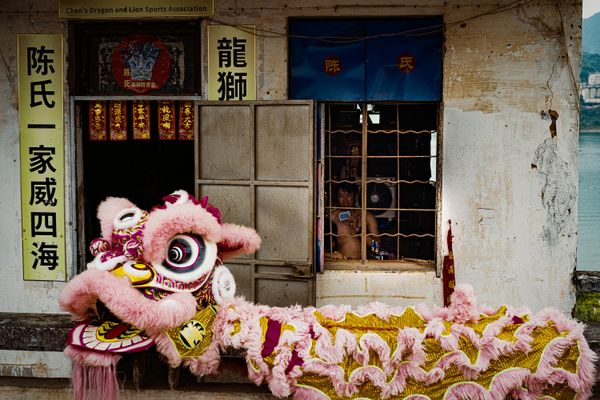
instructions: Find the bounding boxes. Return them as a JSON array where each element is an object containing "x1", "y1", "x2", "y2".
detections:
[
  {"x1": 18, "y1": 34, "x2": 66, "y2": 281},
  {"x1": 208, "y1": 25, "x2": 256, "y2": 101}
]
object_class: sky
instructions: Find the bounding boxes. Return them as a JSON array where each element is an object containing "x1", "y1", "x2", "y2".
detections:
[{"x1": 583, "y1": 0, "x2": 600, "y2": 19}]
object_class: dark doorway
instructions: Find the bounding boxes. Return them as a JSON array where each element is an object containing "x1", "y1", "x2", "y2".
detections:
[{"x1": 78, "y1": 99, "x2": 195, "y2": 264}]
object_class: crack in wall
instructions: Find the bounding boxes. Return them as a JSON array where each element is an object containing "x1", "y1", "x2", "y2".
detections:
[{"x1": 533, "y1": 136, "x2": 576, "y2": 245}]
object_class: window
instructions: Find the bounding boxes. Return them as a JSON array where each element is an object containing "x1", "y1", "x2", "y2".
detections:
[
  {"x1": 289, "y1": 17, "x2": 443, "y2": 270},
  {"x1": 323, "y1": 102, "x2": 438, "y2": 266}
]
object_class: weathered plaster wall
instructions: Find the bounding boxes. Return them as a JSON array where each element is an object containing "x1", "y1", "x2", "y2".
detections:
[
  {"x1": 316, "y1": 270, "x2": 441, "y2": 308},
  {"x1": 0, "y1": 1, "x2": 68, "y2": 315},
  {"x1": 442, "y1": 2, "x2": 581, "y2": 312},
  {"x1": 0, "y1": 0, "x2": 71, "y2": 379},
  {"x1": 210, "y1": 0, "x2": 581, "y2": 312}
]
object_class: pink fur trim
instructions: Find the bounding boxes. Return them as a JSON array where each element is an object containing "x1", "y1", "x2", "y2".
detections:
[
  {"x1": 97, "y1": 197, "x2": 135, "y2": 240},
  {"x1": 218, "y1": 223, "x2": 261, "y2": 260},
  {"x1": 143, "y1": 202, "x2": 222, "y2": 264},
  {"x1": 66, "y1": 346, "x2": 121, "y2": 400},
  {"x1": 184, "y1": 341, "x2": 222, "y2": 377},
  {"x1": 154, "y1": 333, "x2": 183, "y2": 368},
  {"x1": 448, "y1": 283, "x2": 479, "y2": 323},
  {"x1": 71, "y1": 361, "x2": 120, "y2": 400},
  {"x1": 59, "y1": 269, "x2": 197, "y2": 335},
  {"x1": 294, "y1": 387, "x2": 330, "y2": 400},
  {"x1": 443, "y1": 382, "x2": 489, "y2": 400}
]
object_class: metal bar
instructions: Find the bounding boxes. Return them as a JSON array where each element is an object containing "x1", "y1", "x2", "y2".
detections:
[
  {"x1": 365, "y1": 208, "x2": 436, "y2": 212},
  {"x1": 327, "y1": 105, "x2": 334, "y2": 259},
  {"x1": 327, "y1": 129, "x2": 361, "y2": 134},
  {"x1": 396, "y1": 105, "x2": 401, "y2": 261},
  {"x1": 435, "y1": 104, "x2": 444, "y2": 278},
  {"x1": 327, "y1": 232, "x2": 434, "y2": 239},
  {"x1": 326, "y1": 155, "x2": 435, "y2": 159},
  {"x1": 68, "y1": 98, "x2": 79, "y2": 277},
  {"x1": 194, "y1": 102, "x2": 201, "y2": 198},
  {"x1": 365, "y1": 155, "x2": 434, "y2": 159},
  {"x1": 328, "y1": 129, "x2": 433, "y2": 135},
  {"x1": 250, "y1": 104, "x2": 257, "y2": 303},
  {"x1": 318, "y1": 102, "x2": 326, "y2": 274},
  {"x1": 361, "y1": 103, "x2": 367, "y2": 262},
  {"x1": 327, "y1": 179, "x2": 434, "y2": 185}
]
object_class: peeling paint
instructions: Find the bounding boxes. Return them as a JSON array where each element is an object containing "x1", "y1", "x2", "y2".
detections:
[
  {"x1": 0, "y1": 362, "x2": 50, "y2": 378},
  {"x1": 477, "y1": 208, "x2": 495, "y2": 226},
  {"x1": 533, "y1": 137, "x2": 576, "y2": 245}
]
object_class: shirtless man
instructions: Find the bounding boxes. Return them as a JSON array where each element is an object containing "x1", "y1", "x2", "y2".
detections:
[{"x1": 330, "y1": 183, "x2": 379, "y2": 260}]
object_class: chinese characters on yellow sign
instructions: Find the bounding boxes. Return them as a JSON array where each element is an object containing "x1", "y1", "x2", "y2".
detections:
[
  {"x1": 18, "y1": 34, "x2": 66, "y2": 281},
  {"x1": 208, "y1": 25, "x2": 255, "y2": 101}
]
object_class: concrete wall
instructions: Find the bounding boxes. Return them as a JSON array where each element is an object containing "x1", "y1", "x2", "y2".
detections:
[
  {"x1": 0, "y1": 0, "x2": 71, "y2": 379},
  {"x1": 442, "y1": 2, "x2": 581, "y2": 312},
  {"x1": 0, "y1": 0, "x2": 581, "y2": 332}
]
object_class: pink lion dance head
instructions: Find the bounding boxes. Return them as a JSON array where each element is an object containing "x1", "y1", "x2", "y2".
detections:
[{"x1": 59, "y1": 190, "x2": 260, "y2": 399}]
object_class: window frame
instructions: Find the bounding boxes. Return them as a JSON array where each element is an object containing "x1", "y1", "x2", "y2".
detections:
[{"x1": 319, "y1": 101, "x2": 443, "y2": 275}]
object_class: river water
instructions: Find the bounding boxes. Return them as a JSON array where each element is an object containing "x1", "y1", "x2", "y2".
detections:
[{"x1": 578, "y1": 132, "x2": 600, "y2": 271}]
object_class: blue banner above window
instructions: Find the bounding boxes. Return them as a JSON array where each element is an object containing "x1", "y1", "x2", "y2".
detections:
[
  {"x1": 289, "y1": 18, "x2": 442, "y2": 101},
  {"x1": 366, "y1": 19, "x2": 442, "y2": 101},
  {"x1": 289, "y1": 19, "x2": 365, "y2": 101}
]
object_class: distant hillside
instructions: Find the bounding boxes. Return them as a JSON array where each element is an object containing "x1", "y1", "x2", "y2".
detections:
[
  {"x1": 582, "y1": 52, "x2": 600, "y2": 84},
  {"x1": 583, "y1": 12, "x2": 600, "y2": 54}
]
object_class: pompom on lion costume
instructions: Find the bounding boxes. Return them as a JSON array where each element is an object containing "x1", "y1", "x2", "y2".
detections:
[{"x1": 60, "y1": 191, "x2": 597, "y2": 400}]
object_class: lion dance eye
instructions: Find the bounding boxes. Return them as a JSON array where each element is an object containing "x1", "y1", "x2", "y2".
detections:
[{"x1": 165, "y1": 234, "x2": 206, "y2": 273}]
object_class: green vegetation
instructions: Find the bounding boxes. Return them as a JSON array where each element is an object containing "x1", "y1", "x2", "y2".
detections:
[
  {"x1": 581, "y1": 52, "x2": 600, "y2": 85},
  {"x1": 583, "y1": 12, "x2": 600, "y2": 55},
  {"x1": 575, "y1": 292, "x2": 600, "y2": 321}
]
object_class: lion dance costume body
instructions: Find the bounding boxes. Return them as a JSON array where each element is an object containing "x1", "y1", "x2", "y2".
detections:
[{"x1": 59, "y1": 191, "x2": 597, "y2": 400}]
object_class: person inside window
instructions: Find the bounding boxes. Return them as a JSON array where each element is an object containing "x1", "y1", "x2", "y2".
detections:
[{"x1": 329, "y1": 182, "x2": 380, "y2": 260}]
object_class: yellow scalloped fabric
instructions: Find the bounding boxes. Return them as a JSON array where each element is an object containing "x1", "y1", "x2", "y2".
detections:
[{"x1": 287, "y1": 307, "x2": 580, "y2": 400}]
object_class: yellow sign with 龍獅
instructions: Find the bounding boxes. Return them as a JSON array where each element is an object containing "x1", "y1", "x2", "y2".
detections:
[{"x1": 208, "y1": 25, "x2": 256, "y2": 101}]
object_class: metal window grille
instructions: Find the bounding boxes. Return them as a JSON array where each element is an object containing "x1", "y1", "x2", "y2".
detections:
[{"x1": 323, "y1": 102, "x2": 439, "y2": 266}]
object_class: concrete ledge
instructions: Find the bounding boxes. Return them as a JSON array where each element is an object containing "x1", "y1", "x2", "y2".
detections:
[
  {"x1": 575, "y1": 271, "x2": 600, "y2": 293},
  {"x1": 0, "y1": 314, "x2": 71, "y2": 352},
  {"x1": 0, "y1": 380, "x2": 276, "y2": 399}
]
